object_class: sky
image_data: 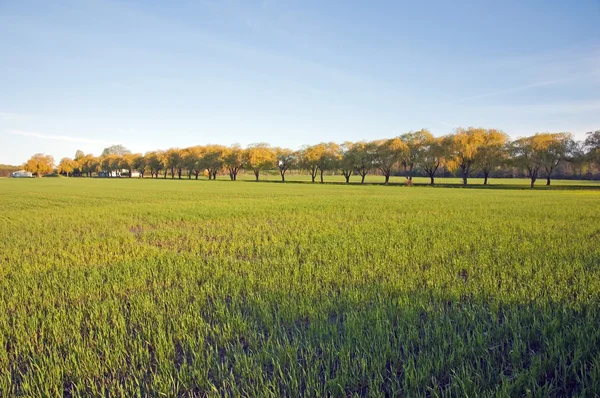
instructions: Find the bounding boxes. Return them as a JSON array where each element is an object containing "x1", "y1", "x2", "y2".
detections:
[{"x1": 1, "y1": 0, "x2": 599, "y2": 165}]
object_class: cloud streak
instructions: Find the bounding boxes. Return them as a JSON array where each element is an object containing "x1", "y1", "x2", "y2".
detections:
[
  {"x1": 448, "y1": 70, "x2": 600, "y2": 105},
  {"x1": 5, "y1": 130, "x2": 115, "y2": 145}
]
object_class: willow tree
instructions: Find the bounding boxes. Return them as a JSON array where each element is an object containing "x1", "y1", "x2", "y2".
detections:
[
  {"x1": 298, "y1": 144, "x2": 323, "y2": 183},
  {"x1": 132, "y1": 154, "x2": 146, "y2": 178},
  {"x1": 100, "y1": 154, "x2": 121, "y2": 177},
  {"x1": 316, "y1": 142, "x2": 341, "y2": 183},
  {"x1": 57, "y1": 157, "x2": 77, "y2": 177},
  {"x1": 203, "y1": 145, "x2": 225, "y2": 180},
  {"x1": 446, "y1": 127, "x2": 485, "y2": 185},
  {"x1": 164, "y1": 148, "x2": 182, "y2": 179},
  {"x1": 536, "y1": 132, "x2": 573, "y2": 185},
  {"x1": 24, "y1": 153, "x2": 54, "y2": 177},
  {"x1": 79, "y1": 154, "x2": 99, "y2": 177},
  {"x1": 510, "y1": 136, "x2": 543, "y2": 188},
  {"x1": 181, "y1": 147, "x2": 199, "y2": 179},
  {"x1": 475, "y1": 129, "x2": 509, "y2": 185},
  {"x1": 339, "y1": 142, "x2": 355, "y2": 183},
  {"x1": 223, "y1": 145, "x2": 245, "y2": 181},
  {"x1": 275, "y1": 148, "x2": 296, "y2": 182},
  {"x1": 420, "y1": 136, "x2": 446, "y2": 185},
  {"x1": 246, "y1": 143, "x2": 276, "y2": 181},
  {"x1": 373, "y1": 137, "x2": 403, "y2": 184},
  {"x1": 121, "y1": 153, "x2": 141, "y2": 178},
  {"x1": 399, "y1": 129, "x2": 432, "y2": 184},
  {"x1": 585, "y1": 130, "x2": 600, "y2": 165},
  {"x1": 350, "y1": 141, "x2": 376, "y2": 184},
  {"x1": 145, "y1": 151, "x2": 163, "y2": 178}
]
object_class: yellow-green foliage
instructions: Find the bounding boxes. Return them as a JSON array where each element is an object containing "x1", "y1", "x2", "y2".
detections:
[{"x1": 1, "y1": 178, "x2": 599, "y2": 396}]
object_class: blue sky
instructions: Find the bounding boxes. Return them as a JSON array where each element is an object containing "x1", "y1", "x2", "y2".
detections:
[{"x1": 1, "y1": 0, "x2": 599, "y2": 165}]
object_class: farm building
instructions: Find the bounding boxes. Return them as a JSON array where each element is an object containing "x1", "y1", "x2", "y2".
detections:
[
  {"x1": 10, "y1": 170, "x2": 33, "y2": 178},
  {"x1": 98, "y1": 170, "x2": 140, "y2": 178}
]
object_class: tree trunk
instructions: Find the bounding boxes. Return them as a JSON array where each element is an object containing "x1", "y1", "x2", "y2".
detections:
[
  {"x1": 178, "y1": 169, "x2": 182, "y2": 179},
  {"x1": 280, "y1": 171, "x2": 285, "y2": 182},
  {"x1": 530, "y1": 176, "x2": 536, "y2": 188},
  {"x1": 320, "y1": 169, "x2": 324, "y2": 183},
  {"x1": 345, "y1": 174, "x2": 350, "y2": 183},
  {"x1": 384, "y1": 174, "x2": 389, "y2": 184},
  {"x1": 361, "y1": 174, "x2": 365, "y2": 184},
  {"x1": 163, "y1": 170, "x2": 167, "y2": 179},
  {"x1": 254, "y1": 170, "x2": 259, "y2": 181},
  {"x1": 430, "y1": 176, "x2": 434, "y2": 185},
  {"x1": 483, "y1": 172, "x2": 489, "y2": 185},
  {"x1": 462, "y1": 176, "x2": 467, "y2": 185},
  {"x1": 171, "y1": 168, "x2": 175, "y2": 179},
  {"x1": 212, "y1": 171, "x2": 217, "y2": 180},
  {"x1": 546, "y1": 177, "x2": 551, "y2": 186}
]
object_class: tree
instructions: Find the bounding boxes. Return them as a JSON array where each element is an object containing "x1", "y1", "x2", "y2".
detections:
[
  {"x1": 223, "y1": 145, "x2": 245, "y2": 181},
  {"x1": 475, "y1": 129, "x2": 510, "y2": 185},
  {"x1": 121, "y1": 153, "x2": 141, "y2": 178},
  {"x1": 535, "y1": 133, "x2": 573, "y2": 185},
  {"x1": 145, "y1": 151, "x2": 163, "y2": 178},
  {"x1": 57, "y1": 157, "x2": 77, "y2": 177},
  {"x1": 158, "y1": 151, "x2": 169, "y2": 178},
  {"x1": 399, "y1": 129, "x2": 432, "y2": 184},
  {"x1": 79, "y1": 154, "x2": 99, "y2": 177},
  {"x1": 181, "y1": 147, "x2": 200, "y2": 179},
  {"x1": 584, "y1": 130, "x2": 600, "y2": 163},
  {"x1": 101, "y1": 145, "x2": 131, "y2": 157},
  {"x1": 275, "y1": 148, "x2": 296, "y2": 182},
  {"x1": 74, "y1": 150, "x2": 85, "y2": 176},
  {"x1": 420, "y1": 136, "x2": 446, "y2": 185},
  {"x1": 246, "y1": 143, "x2": 276, "y2": 181},
  {"x1": 298, "y1": 145, "x2": 323, "y2": 183},
  {"x1": 100, "y1": 154, "x2": 122, "y2": 177},
  {"x1": 24, "y1": 153, "x2": 54, "y2": 177},
  {"x1": 446, "y1": 127, "x2": 485, "y2": 185},
  {"x1": 510, "y1": 136, "x2": 543, "y2": 188},
  {"x1": 316, "y1": 142, "x2": 341, "y2": 183},
  {"x1": 132, "y1": 154, "x2": 146, "y2": 178},
  {"x1": 165, "y1": 148, "x2": 182, "y2": 179},
  {"x1": 566, "y1": 140, "x2": 588, "y2": 179},
  {"x1": 203, "y1": 145, "x2": 225, "y2": 180},
  {"x1": 373, "y1": 138, "x2": 403, "y2": 184},
  {"x1": 339, "y1": 142, "x2": 356, "y2": 183},
  {"x1": 350, "y1": 141, "x2": 376, "y2": 184}
]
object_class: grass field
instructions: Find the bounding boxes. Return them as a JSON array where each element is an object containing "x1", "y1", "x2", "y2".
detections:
[
  {"x1": 155, "y1": 172, "x2": 600, "y2": 188},
  {"x1": 1, "y1": 178, "x2": 600, "y2": 396}
]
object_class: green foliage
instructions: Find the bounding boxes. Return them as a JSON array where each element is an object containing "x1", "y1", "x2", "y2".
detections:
[
  {"x1": 0, "y1": 179, "x2": 599, "y2": 396},
  {"x1": 101, "y1": 144, "x2": 131, "y2": 157}
]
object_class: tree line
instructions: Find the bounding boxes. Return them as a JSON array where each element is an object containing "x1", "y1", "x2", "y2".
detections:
[{"x1": 23, "y1": 128, "x2": 600, "y2": 188}]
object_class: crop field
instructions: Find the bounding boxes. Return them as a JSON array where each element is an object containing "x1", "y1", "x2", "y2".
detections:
[{"x1": 1, "y1": 178, "x2": 600, "y2": 396}]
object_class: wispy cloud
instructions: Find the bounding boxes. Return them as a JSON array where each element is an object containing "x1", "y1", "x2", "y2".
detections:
[
  {"x1": 475, "y1": 100, "x2": 600, "y2": 115},
  {"x1": 448, "y1": 70, "x2": 600, "y2": 105},
  {"x1": 5, "y1": 130, "x2": 115, "y2": 145}
]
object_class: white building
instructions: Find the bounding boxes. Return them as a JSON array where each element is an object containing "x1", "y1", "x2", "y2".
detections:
[{"x1": 10, "y1": 170, "x2": 33, "y2": 178}]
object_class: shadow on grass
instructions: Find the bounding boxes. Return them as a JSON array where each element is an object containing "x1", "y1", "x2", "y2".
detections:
[
  {"x1": 7, "y1": 265, "x2": 599, "y2": 396},
  {"x1": 72, "y1": 175, "x2": 600, "y2": 191},
  {"x1": 233, "y1": 179, "x2": 600, "y2": 191}
]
